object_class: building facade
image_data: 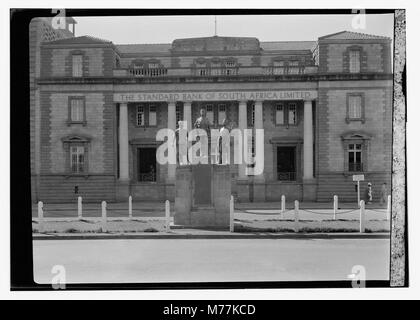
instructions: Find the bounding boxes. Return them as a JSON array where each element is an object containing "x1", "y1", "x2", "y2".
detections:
[{"x1": 32, "y1": 31, "x2": 393, "y2": 203}]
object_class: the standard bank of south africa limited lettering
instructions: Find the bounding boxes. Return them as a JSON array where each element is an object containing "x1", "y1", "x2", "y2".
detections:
[{"x1": 114, "y1": 90, "x2": 316, "y2": 102}]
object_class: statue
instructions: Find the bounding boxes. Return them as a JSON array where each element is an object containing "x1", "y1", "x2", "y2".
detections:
[{"x1": 194, "y1": 107, "x2": 211, "y2": 137}]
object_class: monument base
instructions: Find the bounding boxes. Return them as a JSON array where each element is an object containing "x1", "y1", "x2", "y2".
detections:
[{"x1": 174, "y1": 164, "x2": 231, "y2": 228}]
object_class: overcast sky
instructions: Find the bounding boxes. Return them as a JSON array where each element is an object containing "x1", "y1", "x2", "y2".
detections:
[{"x1": 73, "y1": 14, "x2": 394, "y2": 44}]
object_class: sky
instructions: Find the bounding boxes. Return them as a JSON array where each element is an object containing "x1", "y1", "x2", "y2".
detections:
[{"x1": 73, "y1": 14, "x2": 394, "y2": 44}]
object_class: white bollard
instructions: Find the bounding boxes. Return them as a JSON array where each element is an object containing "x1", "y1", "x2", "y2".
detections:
[
  {"x1": 294, "y1": 200, "x2": 299, "y2": 233},
  {"x1": 386, "y1": 195, "x2": 391, "y2": 221},
  {"x1": 333, "y1": 195, "x2": 338, "y2": 220},
  {"x1": 77, "y1": 196, "x2": 82, "y2": 219},
  {"x1": 230, "y1": 195, "x2": 234, "y2": 232},
  {"x1": 359, "y1": 200, "x2": 365, "y2": 233},
  {"x1": 281, "y1": 195, "x2": 286, "y2": 219},
  {"x1": 38, "y1": 201, "x2": 44, "y2": 233},
  {"x1": 101, "y1": 201, "x2": 107, "y2": 232},
  {"x1": 165, "y1": 200, "x2": 170, "y2": 232},
  {"x1": 128, "y1": 195, "x2": 133, "y2": 219}
]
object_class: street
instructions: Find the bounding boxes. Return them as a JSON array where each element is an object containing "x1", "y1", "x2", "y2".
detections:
[{"x1": 33, "y1": 238, "x2": 390, "y2": 284}]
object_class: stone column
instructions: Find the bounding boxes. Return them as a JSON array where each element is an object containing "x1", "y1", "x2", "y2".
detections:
[
  {"x1": 183, "y1": 101, "x2": 192, "y2": 131},
  {"x1": 303, "y1": 100, "x2": 314, "y2": 180},
  {"x1": 119, "y1": 103, "x2": 129, "y2": 181},
  {"x1": 303, "y1": 100, "x2": 316, "y2": 201},
  {"x1": 117, "y1": 103, "x2": 130, "y2": 200},
  {"x1": 167, "y1": 101, "x2": 176, "y2": 181},
  {"x1": 238, "y1": 100, "x2": 247, "y2": 179}
]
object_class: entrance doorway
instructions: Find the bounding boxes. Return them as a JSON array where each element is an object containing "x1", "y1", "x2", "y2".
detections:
[
  {"x1": 277, "y1": 147, "x2": 296, "y2": 181},
  {"x1": 137, "y1": 147, "x2": 157, "y2": 182}
]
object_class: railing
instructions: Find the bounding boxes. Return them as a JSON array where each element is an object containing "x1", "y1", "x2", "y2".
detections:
[
  {"x1": 114, "y1": 66, "x2": 318, "y2": 77},
  {"x1": 128, "y1": 68, "x2": 168, "y2": 77},
  {"x1": 348, "y1": 163, "x2": 363, "y2": 172},
  {"x1": 277, "y1": 171, "x2": 296, "y2": 181}
]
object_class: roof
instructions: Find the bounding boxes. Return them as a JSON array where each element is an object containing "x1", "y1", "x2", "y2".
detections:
[
  {"x1": 116, "y1": 43, "x2": 172, "y2": 54},
  {"x1": 116, "y1": 40, "x2": 317, "y2": 55},
  {"x1": 260, "y1": 41, "x2": 317, "y2": 51},
  {"x1": 319, "y1": 31, "x2": 391, "y2": 41},
  {"x1": 42, "y1": 35, "x2": 113, "y2": 45}
]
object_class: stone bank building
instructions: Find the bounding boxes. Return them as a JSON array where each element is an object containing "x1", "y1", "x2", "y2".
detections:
[{"x1": 31, "y1": 25, "x2": 393, "y2": 203}]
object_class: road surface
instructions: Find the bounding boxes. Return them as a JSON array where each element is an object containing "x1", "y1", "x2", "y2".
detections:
[{"x1": 33, "y1": 238, "x2": 389, "y2": 284}]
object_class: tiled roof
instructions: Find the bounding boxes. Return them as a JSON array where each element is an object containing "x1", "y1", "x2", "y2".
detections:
[
  {"x1": 319, "y1": 31, "x2": 391, "y2": 40},
  {"x1": 43, "y1": 35, "x2": 113, "y2": 45}
]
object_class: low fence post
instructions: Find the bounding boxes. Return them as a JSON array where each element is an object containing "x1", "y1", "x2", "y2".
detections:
[
  {"x1": 38, "y1": 201, "x2": 44, "y2": 233},
  {"x1": 281, "y1": 195, "x2": 286, "y2": 219},
  {"x1": 294, "y1": 200, "x2": 300, "y2": 233},
  {"x1": 165, "y1": 200, "x2": 170, "y2": 232},
  {"x1": 128, "y1": 195, "x2": 133, "y2": 219},
  {"x1": 333, "y1": 195, "x2": 338, "y2": 220},
  {"x1": 101, "y1": 201, "x2": 107, "y2": 232},
  {"x1": 359, "y1": 200, "x2": 365, "y2": 233},
  {"x1": 77, "y1": 196, "x2": 82, "y2": 219},
  {"x1": 230, "y1": 195, "x2": 234, "y2": 232},
  {"x1": 386, "y1": 195, "x2": 391, "y2": 221}
]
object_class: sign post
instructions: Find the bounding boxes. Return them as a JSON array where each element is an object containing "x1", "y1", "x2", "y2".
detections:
[{"x1": 352, "y1": 174, "x2": 365, "y2": 207}]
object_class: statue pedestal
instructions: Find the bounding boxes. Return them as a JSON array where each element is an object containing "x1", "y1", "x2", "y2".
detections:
[{"x1": 174, "y1": 164, "x2": 231, "y2": 228}]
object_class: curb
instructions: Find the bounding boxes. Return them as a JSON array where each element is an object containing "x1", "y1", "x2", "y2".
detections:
[{"x1": 32, "y1": 232, "x2": 390, "y2": 240}]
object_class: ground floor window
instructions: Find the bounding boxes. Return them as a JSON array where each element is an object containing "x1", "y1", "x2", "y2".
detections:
[
  {"x1": 137, "y1": 147, "x2": 157, "y2": 182},
  {"x1": 277, "y1": 146, "x2": 296, "y2": 181},
  {"x1": 348, "y1": 143, "x2": 363, "y2": 172},
  {"x1": 70, "y1": 145, "x2": 85, "y2": 173}
]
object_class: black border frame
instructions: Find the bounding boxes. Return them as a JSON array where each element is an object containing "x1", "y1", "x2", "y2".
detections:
[{"x1": 10, "y1": 8, "x2": 406, "y2": 291}]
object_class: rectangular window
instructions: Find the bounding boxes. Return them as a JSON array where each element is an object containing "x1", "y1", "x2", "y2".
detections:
[
  {"x1": 148, "y1": 63, "x2": 159, "y2": 69},
  {"x1": 72, "y1": 55, "x2": 83, "y2": 77},
  {"x1": 348, "y1": 143, "x2": 363, "y2": 172},
  {"x1": 288, "y1": 104, "x2": 297, "y2": 125},
  {"x1": 70, "y1": 98, "x2": 84, "y2": 122},
  {"x1": 70, "y1": 146, "x2": 85, "y2": 173},
  {"x1": 348, "y1": 95, "x2": 362, "y2": 119},
  {"x1": 137, "y1": 106, "x2": 145, "y2": 126},
  {"x1": 251, "y1": 104, "x2": 255, "y2": 126},
  {"x1": 149, "y1": 105, "x2": 157, "y2": 126},
  {"x1": 206, "y1": 104, "x2": 214, "y2": 124},
  {"x1": 349, "y1": 50, "x2": 361, "y2": 73},
  {"x1": 218, "y1": 104, "x2": 226, "y2": 125},
  {"x1": 275, "y1": 104, "x2": 284, "y2": 125},
  {"x1": 176, "y1": 105, "x2": 183, "y2": 126}
]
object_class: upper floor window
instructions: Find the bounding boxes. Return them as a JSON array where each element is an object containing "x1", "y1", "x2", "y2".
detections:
[
  {"x1": 72, "y1": 55, "x2": 83, "y2": 77},
  {"x1": 288, "y1": 104, "x2": 297, "y2": 125},
  {"x1": 349, "y1": 50, "x2": 361, "y2": 73},
  {"x1": 206, "y1": 104, "x2": 214, "y2": 124},
  {"x1": 149, "y1": 105, "x2": 157, "y2": 126},
  {"x1": 137, "y1": 105, "x2": 159, "y2": 127},
  {"x1": 275, "y1": 104, "x2": 284, "y2": 125},
  {"x1": 176, "y1": 105, "x2": 183, "y2": 126},
  {"x1": 137, "y1": 106, "x2": 145, "y2": 126},
  {"x1": 148, "y1": 63, "x2": 159, "y2": 69},
  {"x1": 288, "y1": 61, "x2": 300, "y2": 74},
  {"x1": 275, "y1": 102, "x2": 297, "y2": 126},
  {"x1": 218, "y1": 104, "x2": 226, "y2": 125},
  {"x1": 68, "y1": 97, "x2": 86, "y2": 125},
  {"x1": 346, "y1": 93, "x2": 364, "y2": 123}
]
